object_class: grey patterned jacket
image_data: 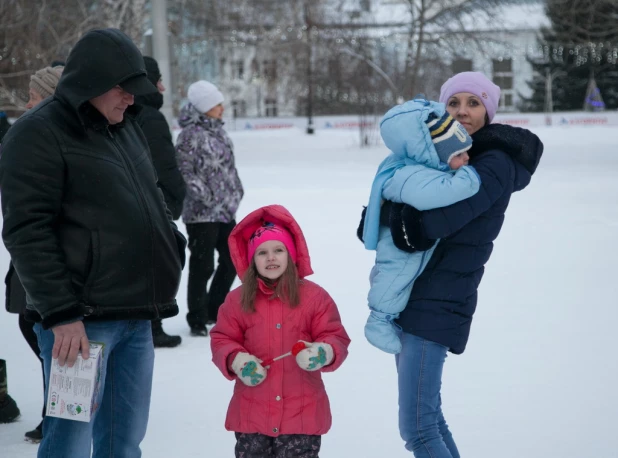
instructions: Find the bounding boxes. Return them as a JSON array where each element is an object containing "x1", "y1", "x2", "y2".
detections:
[{"x1": 175, "y1": 104, "x2": 244, "y2": 224}]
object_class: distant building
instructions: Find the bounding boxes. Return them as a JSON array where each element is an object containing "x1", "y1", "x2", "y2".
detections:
[{"x1": 173, "y1": 0, "x2": 548, "y2": 117}]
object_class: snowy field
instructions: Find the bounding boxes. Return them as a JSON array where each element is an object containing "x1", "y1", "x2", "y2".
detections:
[{"x1": 1, "y1": 126, "x2": 617, "y2": 457}]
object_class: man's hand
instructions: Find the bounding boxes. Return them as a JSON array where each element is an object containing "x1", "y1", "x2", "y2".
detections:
[{"x1": 52, "y1": 321, "x2": 89, "y2": 367}]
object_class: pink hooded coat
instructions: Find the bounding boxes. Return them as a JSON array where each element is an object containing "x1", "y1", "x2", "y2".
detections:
[{"x1": 210, "y1": 205, "x2": 351, "y2": 437}]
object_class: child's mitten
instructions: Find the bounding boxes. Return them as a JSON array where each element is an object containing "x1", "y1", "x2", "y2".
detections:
[
  {"x1": 295, "y1": 341, "x2": 334, "y2": 371},
  {"x1": 231, "y1": 352, "x2": 267, "y2": 386}
]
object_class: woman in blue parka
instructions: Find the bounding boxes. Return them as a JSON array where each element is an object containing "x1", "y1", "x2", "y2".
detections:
[{"x1": 359, "y1": 72, "x2": 543, "y2": 457}]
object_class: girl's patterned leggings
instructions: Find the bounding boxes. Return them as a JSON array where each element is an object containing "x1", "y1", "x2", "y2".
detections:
[{"x1": 234, "y1": 432, "x2": 321, "y2": 458}]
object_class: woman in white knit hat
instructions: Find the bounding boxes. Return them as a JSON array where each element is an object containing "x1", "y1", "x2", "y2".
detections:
[
  {"x1": 25, "y1": 65, "x2": 64, "y2": 109},
  {"x1": 175, "y1": 80, "x2": 244, "y2": 336}
]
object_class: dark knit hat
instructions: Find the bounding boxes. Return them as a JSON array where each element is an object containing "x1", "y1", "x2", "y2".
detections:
[
  {"x1": 30, "y1": 66, "x2": 64, "y2": 99},
  {"x1": 426, "y1": 112, "x2": 472, "y2": 166},
  {"x1": 143, "y1": 56, "x2": 161, "y2": 86}
]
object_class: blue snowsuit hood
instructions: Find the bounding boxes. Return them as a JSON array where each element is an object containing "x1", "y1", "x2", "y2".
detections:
[{"x1": 363, "y1": 99, "x2": 450, "y2": 250}]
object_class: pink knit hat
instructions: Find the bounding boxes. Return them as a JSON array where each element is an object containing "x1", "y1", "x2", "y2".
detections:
[
  {"x1": 439, "y1": 72, "x2": 501, "y2": 122},
  {"x1": 247, "y1": 221, "x2": 297, "y2": 263}
]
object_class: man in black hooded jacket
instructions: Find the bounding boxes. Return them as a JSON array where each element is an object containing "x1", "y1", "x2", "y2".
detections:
[
  {"x1": 0, "y1": 28, "x2": 186, "y2": 456},
  {"x1": 135, "y1": 55, "x2": 186, "y2": 348}
]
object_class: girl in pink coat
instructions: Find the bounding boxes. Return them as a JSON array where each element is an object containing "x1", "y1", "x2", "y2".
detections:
[{"x1": 210, "y1": 204, "x2": 350, "y2": 457}]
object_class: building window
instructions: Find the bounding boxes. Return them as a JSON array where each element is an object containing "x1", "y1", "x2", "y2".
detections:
[
  {"x1": 493, "y1": 58, "x2": 514, "y2": 110},
  {"x1": 231, "y1": 100, "x2": 247, "y2": 118},
  {"x1": 265, "y1": 98, "x2": 278, "y2": 117},
  {"x1": 328, "y1": 59, "x2": 340, "y2": 77},
  {"x1": 360, "y1": 0, "x2": 371, "y2": 12},
  {"x1": 504, "y1": 93, "x2": 513, "y2": 108},
  {"x1": 251, "y1": 58, "x2": 259, "y2": 78},
  {"x1": 262, "y1": 59, "x2": 277, "y2": 81},
  {"x1": 232, "y1": 60, "x2": 244, "y2": 80},
  {"x1": 451, "y1": 59, "x2": 472, "y2": 74},
  {"x1": 219, "y1": 58, "x2": 226, "y2": 78}
]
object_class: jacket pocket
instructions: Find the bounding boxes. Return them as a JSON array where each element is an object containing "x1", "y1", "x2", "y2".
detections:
[
  {"x1": 82, "y1": 230, "x2": 100, "y2": 300},
  {"x1": 60, "y1": 226, "x2": 100, "y2": 301},
  {"x1": 4, "y1": 262, "x2": 27, "y2": 315}
]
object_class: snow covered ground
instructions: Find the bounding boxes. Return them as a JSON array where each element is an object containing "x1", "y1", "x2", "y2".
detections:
[{"x1": 1, "y1": 126, "x2": 617, "y2": 457}]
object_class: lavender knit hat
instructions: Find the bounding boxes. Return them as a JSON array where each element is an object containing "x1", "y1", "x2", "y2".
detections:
[{"x1": 439, "y1": 72, "x2": 501, "y2": 122}]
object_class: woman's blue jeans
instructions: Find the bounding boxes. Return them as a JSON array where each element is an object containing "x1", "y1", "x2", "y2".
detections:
[
  {"x1": 395, "y1": 332, "x2": 460, "y2": 457},
  {"x1": 34, "y1": 320, "x2": 155, "y2": 458}
]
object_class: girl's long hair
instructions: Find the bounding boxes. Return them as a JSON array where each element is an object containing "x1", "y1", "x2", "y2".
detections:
[{"x1": 240, "y1": 253, "x2": 300, "y2": 313}]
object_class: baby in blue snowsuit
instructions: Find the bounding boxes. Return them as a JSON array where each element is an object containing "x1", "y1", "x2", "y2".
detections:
[{"x1": 363, "y1": 99, "x2": 480, "y2": 354}]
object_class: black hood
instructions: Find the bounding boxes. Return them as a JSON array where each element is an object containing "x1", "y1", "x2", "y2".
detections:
[
  {"x1": 135, "y1": 91, "x2": 164, "y2": 110},
  {"x1": 143, "y1": 56, "x2": 162, "y2": 86},
  {"x1": 55, "y1": 28, "x2": 150, "y2": 115}
]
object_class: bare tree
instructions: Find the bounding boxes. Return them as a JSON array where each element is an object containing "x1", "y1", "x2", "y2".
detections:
[
  {"x1": 167, "y1": 0, "x2": 521, "y2": 121},
  {"x1": 398, "y1": 0, "x2": 516, "y2": 98},
  {"x1": 0, "y1": 0, "x2": 148, "y2": 112},
  {"x1": 102, "y1": 0, "x2": 148, "y2": 44}
]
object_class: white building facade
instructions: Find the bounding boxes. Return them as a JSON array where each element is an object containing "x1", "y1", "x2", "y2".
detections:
[{"x1": 190, "y1": 0, "x2": 547, "y2": 117}]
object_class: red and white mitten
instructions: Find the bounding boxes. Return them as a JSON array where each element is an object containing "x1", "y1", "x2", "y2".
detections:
[
  {"x1": 231, "y1": 352, "x2": 267, "y2": 386},
  {"x1": 295, "y1": 341, "x2": 334, "y2": 372}
]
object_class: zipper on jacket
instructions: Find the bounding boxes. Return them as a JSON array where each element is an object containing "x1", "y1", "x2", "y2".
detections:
[{"x1": 105, "y1": 126, "x2": 159, "y2": 317}]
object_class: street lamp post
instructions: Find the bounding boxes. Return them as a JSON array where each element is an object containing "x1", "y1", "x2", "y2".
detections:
[
  {"x1": 305, "y1": 4, "x2": 314, "y2": 134},
  {"x1": 151, "y1": 0, "x2": 173, "y2": 125}
]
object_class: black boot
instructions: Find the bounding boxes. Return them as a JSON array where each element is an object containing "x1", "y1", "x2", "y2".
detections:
[
  {"x1": 24, "y1": 420, "x2": 43, "y2": 443},
  {"x1": 0, "y1": 359, "x2": 20, "y2": 423},
  {"x1": 152, "y1": 319, "x2": 182, "y2": 348},
  {"x1": 190, "y1": 325, "x2": 208, "y2": 337}
]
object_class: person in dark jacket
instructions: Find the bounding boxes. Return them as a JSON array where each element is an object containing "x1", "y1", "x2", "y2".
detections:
[
  {"x1": 0, "y1": 28, "x2": 186, "y2": 457},
  {"x1": 135, "y1": 56, "x2": 186, "y2": 220},
  {"x1": 135, "y1": 55, "x2": 186, "y2": 348},
  {"x1": 0, "y1": 359, "x2": 20, "y2": 424},
  {"x1": 359, "y1": 72, "x2": 543, "y2": 457},
  {"x1": 3, "y1": 64, "x2": 64, "y2": 443},
  {"x1": 0, "y1": 111, "x2": 10, "y2": 143}
]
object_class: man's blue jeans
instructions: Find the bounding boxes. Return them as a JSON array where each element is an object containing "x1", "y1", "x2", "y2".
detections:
[
  {"x1": 395, "y1": 332, "x2": 460, "y2": 457},
  {"x1": 34, "y1": 320, "x2": 154, "y2": 458}
]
